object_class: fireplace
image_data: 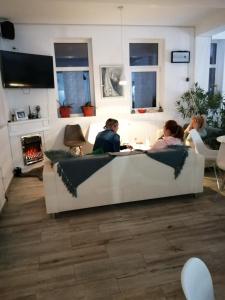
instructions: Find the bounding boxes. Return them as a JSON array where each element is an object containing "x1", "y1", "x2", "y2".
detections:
[{"x1": 21, "y1": 134, "x2": 43, "y2": 165}]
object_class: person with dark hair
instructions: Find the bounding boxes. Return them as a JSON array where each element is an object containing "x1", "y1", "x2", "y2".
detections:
[
  {"x1": 93, "y1": 118, "x2": 132, "y2": 153},
  {"x1": 150, "y1": 120, "x2": 184, "y2": 150}
]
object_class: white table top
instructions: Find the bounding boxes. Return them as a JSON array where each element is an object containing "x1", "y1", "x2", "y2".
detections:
[{"x1": 217, "y1": 135, "x2": 225, "y2": 143}]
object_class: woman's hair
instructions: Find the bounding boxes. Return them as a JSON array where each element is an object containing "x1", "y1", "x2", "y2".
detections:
[
  {"x1": 164, "y1": 120, "x2": 184, "y2": 141},
  {"x1": 104, "y1": 118, "x2": 118, "y2": 130},
  {"x1": 192, "y1": 115, "x2": 205, "y2": 129}
]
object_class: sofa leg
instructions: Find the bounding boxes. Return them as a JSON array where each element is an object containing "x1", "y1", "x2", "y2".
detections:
[
  {"x1": 50, "y1": 213, "x2": 56, "y2": 219},
  {"x1": 193, "y1": 193, "x2": 200, "y2": 198}
]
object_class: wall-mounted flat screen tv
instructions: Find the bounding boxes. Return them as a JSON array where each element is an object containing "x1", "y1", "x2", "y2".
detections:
[{"x1": 0, "y1": 50, "x2": 55, "y2": 88}]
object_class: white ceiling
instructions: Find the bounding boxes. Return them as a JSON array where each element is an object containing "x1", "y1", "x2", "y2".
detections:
[{"x1": 0, "y1": 0, "x2": 225, "y2": 29}]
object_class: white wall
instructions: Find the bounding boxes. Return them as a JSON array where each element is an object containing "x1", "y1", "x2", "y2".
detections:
[
  {"x1": 195, "y1": 36, "x2": 225, "y2": 94},
  {"x1": 213, "y1": 31, "x2": 225, "y2": 39},
  {"x1": 0, "y1": 24, "x2": 195, "y2": 151},
  {"x1": 194, "y1": 36, "x2": 211, "y2": 91},
  {"x1": 0, "y1": 77, "x2": 14, "y2": 210}
]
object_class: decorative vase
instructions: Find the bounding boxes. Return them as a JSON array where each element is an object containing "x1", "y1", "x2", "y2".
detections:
[
  {"x1": 59, "y1": 106, "x2": 71, "y2": 118},
  {"x1": 82, "y1": 106, "x2": 95, "y2": 117}
]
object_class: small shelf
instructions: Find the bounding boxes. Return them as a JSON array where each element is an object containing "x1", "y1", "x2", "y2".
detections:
[{"x1": 8, "y1": 118, "x2": 48, "y2": 125}]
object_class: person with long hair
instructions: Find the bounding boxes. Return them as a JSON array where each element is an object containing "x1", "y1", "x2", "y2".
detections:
[
  {"x1": 93, "y1": 118, "x2": 132, "y2": 153},
  {"x1": 150, "y1": 120, "x2": 184, "y2": 150}
]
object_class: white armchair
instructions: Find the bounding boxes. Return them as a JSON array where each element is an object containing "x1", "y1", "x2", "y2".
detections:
[{"x1": 181, "y1": 257, "x2": 215, "y2": 300}]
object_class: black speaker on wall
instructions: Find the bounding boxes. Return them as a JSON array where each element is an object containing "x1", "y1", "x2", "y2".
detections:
[{"x1": 1, "y1": 21, "x2": 15, "y2": 40}]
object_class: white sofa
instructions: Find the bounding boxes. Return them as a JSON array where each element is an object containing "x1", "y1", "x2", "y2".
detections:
[{"x1": 43, "y1": 149, "x2": 204, "y2": 215}]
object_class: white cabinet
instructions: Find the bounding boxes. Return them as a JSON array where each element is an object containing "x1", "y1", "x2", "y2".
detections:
[
  {"x1": 0, "y1": 125, "x2": 14, "y2": 211},
  {"x1": 0, "y1": 168, "x2": 6, "y2": 211}
]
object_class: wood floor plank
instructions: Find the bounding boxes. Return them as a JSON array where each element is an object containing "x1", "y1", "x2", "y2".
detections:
[
  {"x1": 0, "y1": 171, "x2": 225, "y2": 299},
  {"x1": 39, "y1": 245, "x2": 108, "y2": 269}
]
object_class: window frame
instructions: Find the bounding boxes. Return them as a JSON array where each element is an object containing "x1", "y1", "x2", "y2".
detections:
[
  {"x1": 129, "y1": 39, "x2": 163, "y2": 111},
  {"x1": 54, "y1": 39, "x2": 94, "y2": 117},
  {"x1": 208, "y1": 42, "x2": 217, "y2": 94}
]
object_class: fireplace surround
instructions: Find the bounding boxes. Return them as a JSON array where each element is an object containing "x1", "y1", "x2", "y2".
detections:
[
  {"x1": 21, "y1": 134, "x2": 43, "y2": 165},
  {"x1": 8, "y1": 118, "x2": 49, "y2": 171}
]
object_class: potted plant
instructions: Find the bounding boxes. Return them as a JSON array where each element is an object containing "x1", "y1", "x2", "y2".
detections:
[
  {"x1": 176, "y1": 82, "x2": 225, "y2": 129},
  {"x1": 176, "y1": 83, "x2": 208, "y2": 119},
  {"x1": 58, "y1": 101, "x2": 72, "y2": 118},
  {"x1": 81, "y1": 101, "x2": 95, "y2": 117}
]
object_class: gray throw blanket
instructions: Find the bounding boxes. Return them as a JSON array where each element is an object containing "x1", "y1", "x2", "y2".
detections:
[
  {"x1": 57, "y1": 154, "x2": 115, "y2": 197},
  {"x1": 57, "y1": 146, "x2": 189, "y2": 198},
  {"x1": 145, "y1": 145, "x2": 189, "y2": 178}
]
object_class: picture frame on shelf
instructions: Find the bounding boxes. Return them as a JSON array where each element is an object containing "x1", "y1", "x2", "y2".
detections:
[
  {"x1": 15, "y1": 109, "x2": 28, "y2": 121},
  {"x1": 100, "y1": 65, "x2": 123, "y2": 98}
]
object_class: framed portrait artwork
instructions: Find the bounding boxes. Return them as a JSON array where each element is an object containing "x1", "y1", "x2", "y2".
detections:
[
  {"x1": 100, "y1": 66, "x2": 123, "y2": 98},
  {"x1": 15, "y1": 109, "x2": 28, "y2": 121}
]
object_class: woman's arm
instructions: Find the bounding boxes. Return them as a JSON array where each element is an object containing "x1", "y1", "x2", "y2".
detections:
[{"x1": 112, "y1": 134, "x2": 121, "y2": 152}]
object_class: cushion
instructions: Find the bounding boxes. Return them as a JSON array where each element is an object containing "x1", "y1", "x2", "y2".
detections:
[
  {"x1": 205, "y1": 126, "x2": 223, "y2": 138},
  {"x1": 44, "y1": 150, "x2": 75, "y2": 164},
  {"x1": 203, "y1": 127, "x2": 224, "y2": 149}
]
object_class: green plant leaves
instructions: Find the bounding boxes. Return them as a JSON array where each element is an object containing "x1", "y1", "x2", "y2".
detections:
[{"x1": 176, "y1": 83, "x2": 225, "y2": 129}]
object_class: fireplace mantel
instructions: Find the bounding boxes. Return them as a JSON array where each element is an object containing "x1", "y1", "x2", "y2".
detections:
[{"x1": 8, "y1": 118, "x2": 49, "y2": 137}]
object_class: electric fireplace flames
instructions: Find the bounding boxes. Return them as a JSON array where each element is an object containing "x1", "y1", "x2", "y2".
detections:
[{"x1": 21, "y1": 135, "x2": 43, "y2": 165}]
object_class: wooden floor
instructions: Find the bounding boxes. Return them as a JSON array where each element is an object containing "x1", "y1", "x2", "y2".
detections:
[{"x1": 0, "y1": 172, "x2": 225, "y2": 300}]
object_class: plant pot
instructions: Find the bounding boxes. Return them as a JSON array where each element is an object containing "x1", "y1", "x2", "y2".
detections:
[
  {"x1": 82, "y1": 106, "x2": 95, "y2": 117},
  {"x1": 59, "y1": 106, "x2": 71, "y2": 118}
]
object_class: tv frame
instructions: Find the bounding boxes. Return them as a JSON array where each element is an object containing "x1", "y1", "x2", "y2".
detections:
[{"x1": 0, "y1": 50, "x2": 55, "y2": 88}]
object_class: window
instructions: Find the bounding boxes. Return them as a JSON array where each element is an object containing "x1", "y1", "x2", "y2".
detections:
[
  {"x1": 208, "y1": 67, "x2": 216, "y2": 94},
  {"x1": 129, "y1": 42, "x2": 160, "y2": 109},
  {"x1": 208, "y1": 42, "x2": 217, "y2": 94},
  {"x1": 210, "y1": 43, "x2": 217, "y2": 65},
  {"x1": 54, "y1": 42, "x2": 93, "y2": 114}
]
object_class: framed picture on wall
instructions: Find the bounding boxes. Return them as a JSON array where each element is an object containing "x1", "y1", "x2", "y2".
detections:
[
  {"x1": 15, "y1": 109, "x2": 28, "y2": 121},
  {"x1": 100, "y1": 65, "x2": 123, "y2": 98},
  {"x1": 171, "y1": 51, "x2": 190, "y2": 63}
]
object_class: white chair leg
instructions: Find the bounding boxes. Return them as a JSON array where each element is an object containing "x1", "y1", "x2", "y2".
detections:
[
  {"x1": 214, "y1": 165, "x2": 225, "y2": 192},
  {"x1": 219, "y1": 172, "x2": 225, "y2": 191},
  {"x1": 213, "y1": 164, "x2": 220, "y2": 191}
]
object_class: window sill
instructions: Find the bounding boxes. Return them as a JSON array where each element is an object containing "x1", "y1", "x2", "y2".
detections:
[
  {"x1": 58, "y1": 113, "x2": 96, "y2": 119},
  {"x1": 131, "y1": 108, "x2": 163, "y2": 114}
]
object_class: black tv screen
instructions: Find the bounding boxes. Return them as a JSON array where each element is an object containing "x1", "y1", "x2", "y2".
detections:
[{"x1": 0, "y1": 51, "x2": 55, "y2": 88}]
